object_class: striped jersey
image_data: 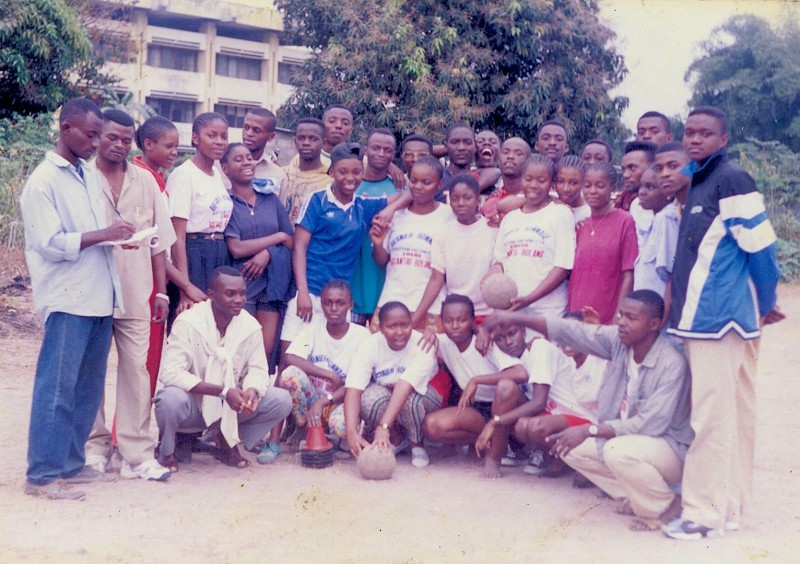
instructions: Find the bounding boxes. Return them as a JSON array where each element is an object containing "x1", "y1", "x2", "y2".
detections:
[{"x1": 668, "y1": 150, "x2": 780, "y2": 340}]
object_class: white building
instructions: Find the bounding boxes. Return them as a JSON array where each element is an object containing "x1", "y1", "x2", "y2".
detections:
[{"x1": 100, "y1": 0, "x2": 308, "y2": 149}]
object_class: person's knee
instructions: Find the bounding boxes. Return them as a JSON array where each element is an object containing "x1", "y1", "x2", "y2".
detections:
[
  {"x1": 494, "y1": 378, "x2": 518, "y2": 404},
  {"x1": 262, "y1": 386, "x2": 292, "y2": 418},
  {"x1": 602, "y1": 438, "x2": 638, "y2": 473},
  {"x1": 423, "y1": 413, "x2": 445, "y2": 440},
  {"x1": 154, "y1": 386, "x2": 192, "y2": 421}
]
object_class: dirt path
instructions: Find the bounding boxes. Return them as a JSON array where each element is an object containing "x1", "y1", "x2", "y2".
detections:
[{"x1": 0, "y1": 276, "x2": 798, "y2": 562}]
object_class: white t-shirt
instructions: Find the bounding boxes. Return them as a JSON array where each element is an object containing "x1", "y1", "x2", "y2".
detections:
[
  {"x1": 571, "y1": 203, "x2": 591, "y2": 223},
  {"x1": 494, "y1": 203, "x2": 575, "y2": 313},
  {"x1": 378, "y1": 204, "x2": 455, "y2": 312},
  {"x1": 572, "y1": 354, "x2": 608, "y2": 418},
  {"x1": 285, "y1": 319, "x2": 370, "y2": 393},
  {"x1": 522, "y1": 338, "x2": 595, "y2": 422},
  {"x1": 167, "y1": 160, "x2": 233, "y2": 233},
  {"x1": 620, "y1": 349, "x2": 642, "y2": 420},
  {"x1": 431, "y1": 217, "x2": 497, "y2": 316},
  {"x1": 437, "y1": 335, "x2": 521, "y2": 403},
  {"x1": 346, "y1": 330, "x2": 438, "y2": 395}
]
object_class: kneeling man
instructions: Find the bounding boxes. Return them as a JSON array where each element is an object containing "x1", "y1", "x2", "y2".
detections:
[
  {"x1": 487, "y1": 290, "x2": 693, "y2": 532},
  {"x1": 155, "y1": 267, "x2": 291, "y2": 470}
]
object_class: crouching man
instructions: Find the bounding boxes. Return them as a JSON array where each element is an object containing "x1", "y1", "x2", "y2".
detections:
[
  {"x1": 155, "y1": 266, "x2": 291, "y2": 470},
  {"x1": 486, "y1": 290, "x2": 693, "y2": 532}
]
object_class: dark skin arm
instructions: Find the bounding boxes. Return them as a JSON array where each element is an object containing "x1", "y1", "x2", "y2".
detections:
[
  {"x1": 509, "y1": 267, "x2": 569, "y2": 311},
  {"x1": 188, "y1": 382, "x2": 259, "y2": 414},
  {"x1": 292, "y1": 226, "x2": 313, "y2": 322},
  {"x1": 226, "y1": 232, "x2": 293, "y2": 259},
  {"x1": 475, "y1": 383, "x2": 549, "y2": 455},
  {"x1": 411, "y1": 270, "x2": 445, "y2": 328},
  {"x1": 344, "y1": 387, "x2": 370, "y2": 457},
  {"x1": 307, "y1": 386, "x2": 346, "y2": 427},
  {"x1": 546, "y1": 422, "x2": 616, "y2": 458},
  {"x1": 80, "y1": 220, "x2": 136, "y2": 250},
  {"x1": 151, "y1": 251, "x2": 168, "y2": 323},
  {"x1": 457, "y1": 365, "x2": 527, "y2": 415},
  {"x1": 284, "y1": 354, "x2": 343, "y2": 390},
  {"x1": 372, "y1": 380, "x2": 415, "y2": 452}
]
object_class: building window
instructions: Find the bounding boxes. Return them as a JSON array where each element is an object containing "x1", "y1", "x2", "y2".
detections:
[
  {"x1": 278, "y1": 61, "x2": 302, "y2": 85},
  {"x1": 214, "y1": 104, "x2": 255, "y2": 129},
  {"x1": 216, "y1": 54, "x2": 262, "y2": 81},
  {"x1": 146, "y1": 97, "x2": 197, "y2": 123},
  {"x1": 146, "y1": 45, "x2": 198, "y2": 72}
]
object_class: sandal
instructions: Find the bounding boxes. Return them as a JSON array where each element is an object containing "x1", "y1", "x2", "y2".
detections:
[
  {"x1": 615, "y1": 500, "x2": 635, "y2": 516},
  {"x1": 629, "y1": 517, "x2": 662, "y2": 532},
  {"x1": 211, "y1": 434, "x2": 250, "y2": 469},
  {"x1": 157, "y1": 453, "x2": 179, "y2": 473}
]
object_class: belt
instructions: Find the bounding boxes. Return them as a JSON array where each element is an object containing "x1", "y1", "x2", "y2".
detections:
[{"x1": 187, "y1": 232, "x2": 225, "y2": 241}]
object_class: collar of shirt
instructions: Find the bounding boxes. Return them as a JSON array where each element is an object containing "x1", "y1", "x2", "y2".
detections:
[
  {"x1": 324, "y1": 185, "x2": 355, "y2": 211},
  {"x1": 133, "y1": 156, "x2": 166, "y2": 191},
  {"x1": 46, "y1": 151, "x2": 87, "y2": 182}
]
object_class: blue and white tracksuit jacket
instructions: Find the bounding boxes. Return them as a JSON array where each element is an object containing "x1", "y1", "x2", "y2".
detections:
[{"x1": 668, "y1": 149, "x2": 780, "y2": 340}]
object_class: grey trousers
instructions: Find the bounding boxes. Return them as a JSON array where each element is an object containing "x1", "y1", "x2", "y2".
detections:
[{"x1": 154, "y1": 386, "x2": 292, "y2": 455}]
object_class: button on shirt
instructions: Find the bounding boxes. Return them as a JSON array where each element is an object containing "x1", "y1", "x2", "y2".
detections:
[
  {"x1": 20, "y1": 151, "x2": 122, "y2": 322},
  {"x1": 91, "y1": 160, "x2": 177, "y2": 320}
]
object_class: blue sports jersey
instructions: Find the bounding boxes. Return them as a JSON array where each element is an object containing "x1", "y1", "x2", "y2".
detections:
[
  {"x1": 297, "y1": 186, "x2": 387, "y2": 296},
  {"x1": 668, "y1": 150, "x2": 780, "y2": 340}
]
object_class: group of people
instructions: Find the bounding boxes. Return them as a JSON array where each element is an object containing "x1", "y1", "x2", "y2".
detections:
[{"x1": 20, "y1": 96, "x2": 783, "y2": 542}]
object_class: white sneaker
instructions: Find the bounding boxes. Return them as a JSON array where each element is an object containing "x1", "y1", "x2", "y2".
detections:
[
  {"x1": 120, "y1": 458, "x2": 171, "y2": 481},
  {"x1": 85, "y1": 454, "x2": 109, "y2": 474},
  {"x1": 411, "y1": 446, "x2": 430, "y2": 468}
]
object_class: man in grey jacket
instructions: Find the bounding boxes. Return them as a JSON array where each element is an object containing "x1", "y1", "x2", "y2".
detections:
[{"x1": 485, "y1": 290, "x2": 693, "y2": 532}]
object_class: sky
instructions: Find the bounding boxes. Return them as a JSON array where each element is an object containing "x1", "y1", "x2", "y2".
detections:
[{"x1": 599, "y1": 0, "x2": 799, "y2": 130}]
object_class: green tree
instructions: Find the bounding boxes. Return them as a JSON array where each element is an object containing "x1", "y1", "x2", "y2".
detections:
[
  {"x1": 0, "y1": 0, "x2": 93, "y2": 117},
  {"x1": 686, "y1": 15, "x2": 800, "y2": 151},
  {"x1": 275, "y1": 0, "x2": 628, "y2": 145}
]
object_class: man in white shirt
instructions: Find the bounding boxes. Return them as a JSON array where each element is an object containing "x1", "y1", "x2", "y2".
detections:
[{"x1": 154, "y1": 267, "x2": 291, "y2": 470}]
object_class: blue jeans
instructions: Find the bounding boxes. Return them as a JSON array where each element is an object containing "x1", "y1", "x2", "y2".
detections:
[{"x1": 26, "y1": 313, "x2": 113, "y2": 485}]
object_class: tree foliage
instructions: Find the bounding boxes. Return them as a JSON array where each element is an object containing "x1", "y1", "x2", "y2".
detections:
[
  {"x1": 731, "y1": 139, "x2": 800, "y2": 281},
  {"x1": 0, "y1": 0, "x2": 93, "y2": 117},
  {"x1": 275, "y1": 0, "x2": 628, "y2": 145},
  {"x1": 686, "y1": 15, "x2": 800, "y2": 152},
  {"x1": 0, "y1": 0, "x2": 133, "y2": 119}
]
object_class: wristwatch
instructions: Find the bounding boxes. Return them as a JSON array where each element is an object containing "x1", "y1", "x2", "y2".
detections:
[
  {"x1": 380, "y1": 422, "x2": 390, "y2": 431},
  {"x1": 219, "y1": 386, "x2": 230, "y2": 401},
  {"x1": 493, "y1": 415, "x2": 501, "y2": 424},
  {"x1": 326, "y1": 392, "x2": 334, "y2": 403},
  {"x1": 588, "y1": 424, "x2": 599, "y2": 436}
]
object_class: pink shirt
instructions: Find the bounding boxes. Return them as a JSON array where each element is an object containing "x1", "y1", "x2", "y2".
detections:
[{"x1": 568, "y1": 209, "x2": 637, "y2": 324}]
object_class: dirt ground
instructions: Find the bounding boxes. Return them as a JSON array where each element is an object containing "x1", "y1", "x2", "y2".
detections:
[{"x1": 0, "y1": 247, "x2": 798, "y2": 563}]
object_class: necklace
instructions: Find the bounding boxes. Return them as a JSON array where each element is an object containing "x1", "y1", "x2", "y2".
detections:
[
  {"x1": 589, "y1": 208, "x2": 612, "y2": 236},
  {"x1": 244, "y1": 200, "x2": 255, "y2": 216}
]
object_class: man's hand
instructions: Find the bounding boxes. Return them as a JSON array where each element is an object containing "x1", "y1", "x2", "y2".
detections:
[
  {"x1": 347, "y1": 430, "x2": 370, "y2": 458},
  {"x1": 152, "y1": 294, "x2": 168, "y2": 323},
  {"x1": 296, "y1": 290, "x2": 313, "y2": 322},
  {"x1": 474, "y1": 421, "x2": 495, "y2": 456},
  {"x1": 177, "y1": 290, "x2": 195, "y2": 315},
  {"x1": 546, "y1": 425, "x2": 590, "y2": 458},
  {"x1": 457, "y1": 379, "x2": 478, "y2": 415},
  {"x1": 239, "y1": 388, "x2": 259, "y2": 416},
  {"x1": 387, "y1": 162, "x2": 407, "y2": 190},
  {"x1": 581, "y1": 306, "x2": 602, "y2": 325},
  {"x1": 482, "y1": 310, "x2": 514, "y2": 333},
  {"x1": 224, "y1": 388, "x2": 247, "y2": 412},
  {"x1": 242, "y1": 249, "x2": 270, "y2": 280},
  {"x1": 307, "y1": 399, "x2": 326, "y2": 427},
  {"x1": 762, "y1": 306, "x2": 786, "y2": 326},
  {"x1": 102, "y1": 220, "x2": 136, "y2": 242}
]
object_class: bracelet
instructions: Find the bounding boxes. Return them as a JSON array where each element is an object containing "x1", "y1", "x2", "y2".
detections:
[{"x1": 155, "y1": 292, "x2": 169, "y2": 302}]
